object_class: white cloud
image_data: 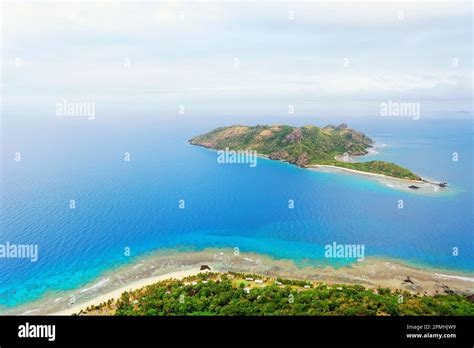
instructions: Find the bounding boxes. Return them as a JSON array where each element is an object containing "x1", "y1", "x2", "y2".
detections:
[{"x1": 2, "y1": 0, "x2": 472, "y2": 113}]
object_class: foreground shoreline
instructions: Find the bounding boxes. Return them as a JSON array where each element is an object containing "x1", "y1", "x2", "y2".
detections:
[
  {"x1": 2, "y1": 248, "x2": 472, "y2": 316},
  {"x1": 54, "y1": 267, "x2": 204, "y2": 315}
]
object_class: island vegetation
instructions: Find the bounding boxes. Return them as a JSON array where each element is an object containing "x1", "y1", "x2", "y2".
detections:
[
  {"x1": 189, "y1": 124, "x2": 421, "y2": 181},
  {"x1": 77, "y1": 272, "x2": 474, "y2": 316},
  {"x1": 317, "y1": 159, "x2": 420, "y2": 180}
]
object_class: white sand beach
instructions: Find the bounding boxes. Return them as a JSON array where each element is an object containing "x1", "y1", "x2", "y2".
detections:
[
  {"x1": 191, "y1": 144, "x2": 449, "y2": 195},
  {"x1": 53, "y1": 267, "x2": 204, "y2": 315},
  {"x1": 307, "y1": 164, "x2": 447, "y2": 195}
]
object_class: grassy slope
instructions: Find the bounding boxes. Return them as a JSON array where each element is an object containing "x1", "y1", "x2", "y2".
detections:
[
  {"x1": 79, "y1": 273, "x2": 474, "y2": 316},
  {"x1": 189, "y1": 125, "x2": 421, "y2": 180}
]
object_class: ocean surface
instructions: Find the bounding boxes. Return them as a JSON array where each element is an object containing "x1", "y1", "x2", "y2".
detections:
[{"x1": 1, "y1": 113, "x2": 473, "y2": 309}]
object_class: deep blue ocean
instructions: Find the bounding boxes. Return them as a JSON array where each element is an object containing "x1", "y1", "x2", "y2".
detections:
[{"x1": 1, "y1": 113, "x2": 473, "y2": 308}]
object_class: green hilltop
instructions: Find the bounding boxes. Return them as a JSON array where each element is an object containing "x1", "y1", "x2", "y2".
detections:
[{"x1": 189, "y1": 124, "x2": 421, "y2": 181}]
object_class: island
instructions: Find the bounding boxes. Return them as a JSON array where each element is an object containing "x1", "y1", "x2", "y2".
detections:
[{"x1": 189, "y1": 124, "x2": 447, "y2": 190}]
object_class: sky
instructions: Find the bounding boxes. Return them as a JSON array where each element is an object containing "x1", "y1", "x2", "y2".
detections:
[{"x1": 1, "y1": 0, "x2": 473, "y2": 118}]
